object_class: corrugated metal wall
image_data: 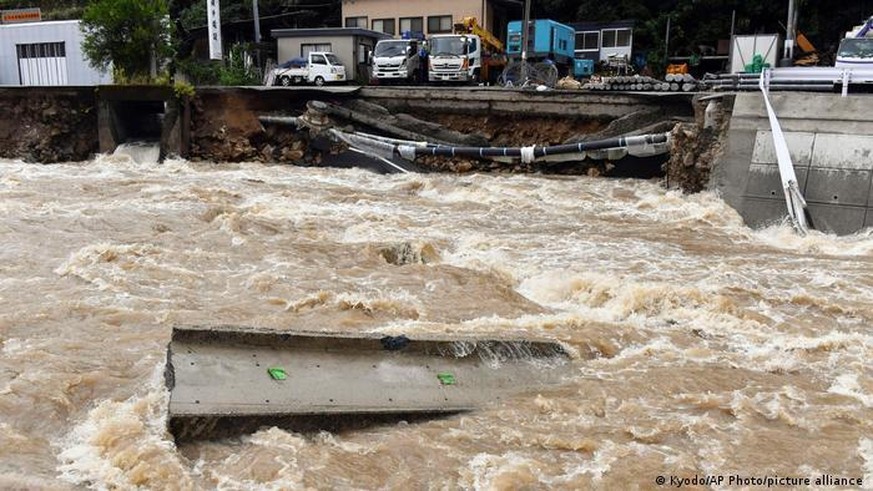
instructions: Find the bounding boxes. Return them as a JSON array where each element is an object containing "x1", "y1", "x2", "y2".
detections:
[{"x1": 0, "y1": 20, "x2": 112, "y2": 85}]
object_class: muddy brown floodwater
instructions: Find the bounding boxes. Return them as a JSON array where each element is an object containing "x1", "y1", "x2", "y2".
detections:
[{"x1": 1, "y1": 155, "x2": 872, "y2": 490}]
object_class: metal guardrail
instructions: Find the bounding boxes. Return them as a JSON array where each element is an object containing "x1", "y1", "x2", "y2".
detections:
[
  {"x1": 707, "y1": 66, "x2": 873, "y2": 96},
  {"x1": 758, "y1": 72, "x2": 810, "y2": 234}
]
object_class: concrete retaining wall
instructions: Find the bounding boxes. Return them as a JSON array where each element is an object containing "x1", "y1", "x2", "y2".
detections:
[
  {"x1": 358, "y1": 86, "x2": 694, "y2": 118},
  {"x1": 713, "y1": 92, "x2": 873, "y2": 235}
]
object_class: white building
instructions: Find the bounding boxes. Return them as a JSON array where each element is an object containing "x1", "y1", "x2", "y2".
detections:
[
  {"x1": 0, "y1": 20, "x2": 111, "y2": 86},
  {"x1": 570, "y1": 20, "x2": 634, "y2": 64}
]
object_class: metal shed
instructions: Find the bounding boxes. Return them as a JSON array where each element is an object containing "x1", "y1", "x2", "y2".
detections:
[
  {"x1": 0, "y1": 20, "x2": 111, "y2": 86},
  {"x1": 272, "y1": 27, "x2": 391, "y2": 84}
]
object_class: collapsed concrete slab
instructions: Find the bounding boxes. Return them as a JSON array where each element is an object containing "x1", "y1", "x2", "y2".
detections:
[{"x1": 165, "y1": 325, "x2": 573, "y2": 441}]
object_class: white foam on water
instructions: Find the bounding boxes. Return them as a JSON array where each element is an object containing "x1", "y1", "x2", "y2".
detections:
[
  {"x1": 550, "y1": 440, "x2": 647, "y2": 485},
  {"x1": 828, "y1": 374, "x2": 873, "y2": 408},
  {"x1": 55, "y1": 366, "x2": 193, "y2": 490},
  {"x1": 459, "y1": 452, "x2": 544, "y2": 490},
  {"x1": 112, "y1": 142, "x2": 161, "y2": 165},
  {"x1": 749, "y1": 224, "x2": 873, "y2": 256},
  {"x1": 859, "y1": 438, "x2": 873, "y2": 490}
]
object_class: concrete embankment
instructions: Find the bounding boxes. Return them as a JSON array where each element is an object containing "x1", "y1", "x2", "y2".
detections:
[{"x1": 711, "y1": 92, "x2": 873, "y2": 235}]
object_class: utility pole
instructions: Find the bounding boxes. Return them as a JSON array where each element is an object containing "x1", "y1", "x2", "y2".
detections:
[
  {"x1": 665, "y1": 14, "x2": 671, "y2": 63},
  {"x1": 520, "y1": 0, "x2": 531, "y2": 83},
  {"x1": 782, "y1": 0, "x2": 798, "y2": 66},
  {"x1": 252, "y1": 0, "x2": 261, "y2": 43},
  {"x1": 252, "y1": 0, "x2": 262, "y2": 68}
]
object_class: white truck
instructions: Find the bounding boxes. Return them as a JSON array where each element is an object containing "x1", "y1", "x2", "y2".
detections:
[
  {"x1": 272, "y1": 51, "x2": 346, "y2": 86},
  {"x1": 836, "y1": 16, "x2": 873, "y2": 68},
  {"x1": 371, "y1": 39, "x2": 422, "y2": 83},
  {"x1": 428, "y1": 34, "x2": 482, "y2": 83}
]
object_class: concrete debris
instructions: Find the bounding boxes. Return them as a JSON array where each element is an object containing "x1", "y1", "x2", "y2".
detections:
[{"x1": 165, "y1": 326, "x2": 573, "y2": 441}]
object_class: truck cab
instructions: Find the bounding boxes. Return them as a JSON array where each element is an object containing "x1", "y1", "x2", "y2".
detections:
[
  {"x1": 372, "y1": 39, "x2": 421, "y2": 83},
  {"x1": 428, "y1": 34, "x2": 481, "y2": 83},
  {"x1": 836, "y1": 16, "x2": 873, "y2": 68},
  {"x1": 273, "y1": 51, "x2": 346, "y2": 86},
  {"x1": 836, "y1": 38, "x2": 873, "y2": 67}
]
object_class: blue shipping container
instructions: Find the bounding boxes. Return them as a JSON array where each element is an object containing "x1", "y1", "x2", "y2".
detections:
[{"x1": 506, "y1": 19, "x2": 576, "y2": 65}]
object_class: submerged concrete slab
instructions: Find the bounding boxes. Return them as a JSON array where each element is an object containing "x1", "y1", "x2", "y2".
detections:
[{"x1": 166, "y1": 326, "x2": 573, "y2": 440}]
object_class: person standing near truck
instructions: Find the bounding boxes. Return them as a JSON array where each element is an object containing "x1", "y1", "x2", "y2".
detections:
[{"x1": 418, "y1": 42, "x2": 429, "y2": 84}]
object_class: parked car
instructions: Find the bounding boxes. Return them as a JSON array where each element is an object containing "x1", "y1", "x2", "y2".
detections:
[{"x1": 272, "y1": 52, "x2": 346, "y2": 86}]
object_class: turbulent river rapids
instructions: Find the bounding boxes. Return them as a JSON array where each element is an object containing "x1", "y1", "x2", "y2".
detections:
[{"x1": 1, "y1": 154, "x2": 872, "y2": 490}]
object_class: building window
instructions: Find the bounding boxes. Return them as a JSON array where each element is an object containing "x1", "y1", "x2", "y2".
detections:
[
  {"x1": 602, "y1": 28, "x2": 632, "y2": 48},
  {"x1": 575, "y1": 31, "x2": 599, "y2": 51},
  {"x1": 16, "y1": 42, "x2": 68, "y2": 85},
  {"x1": 399, "y1": 17, "x2": 423, "y2": 35},
  {"x1": 427, "y1": 15, "x2": 452, "y2": 34},
  {"x1": 372, "y1": 18, "x2": 395, "y2": 36},
  {"x1": 345, "y1": 16, "x2": 367, "y2": 28},
  {"x1": 17, "y1": 42, "x2": 66, "y2": 58},
  {"x1": 301, "y1": 43, "x2": 332, "y2": 57}
]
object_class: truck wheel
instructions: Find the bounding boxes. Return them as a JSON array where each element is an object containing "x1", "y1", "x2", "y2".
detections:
[
  {"x1": 469, "y1": 69, "x2": 481, "y2": 86},
  {"x1": 314, "y1": 76, "x2": 325, "y2": 87},
  {"x1": 279, "y1": 75, "x2": 291, "y2": 86}
]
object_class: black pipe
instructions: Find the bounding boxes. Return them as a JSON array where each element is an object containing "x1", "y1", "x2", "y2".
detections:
[{"x1": 412, "y1": 134, "x2": 668, "y2": 159}]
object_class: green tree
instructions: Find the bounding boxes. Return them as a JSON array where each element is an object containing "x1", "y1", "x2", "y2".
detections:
[{"x1": 80, "y1": 0, "x2": 174, "y2": 81}]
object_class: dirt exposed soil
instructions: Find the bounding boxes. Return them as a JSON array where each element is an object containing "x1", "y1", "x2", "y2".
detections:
[
  {"x1": 664, "y1": 95, "x2": 733, "y2": 193},
  {"x1": 188, "y1": 90, "x2": 615, "y2": 171},
  {"x1": 189, "y1": 89, "x2": 313, "y2": 164},
  {"x1": 417, "y1": 113, "x2": 608, "y2": 147},
  {"x1": 0, "y1": 89, "x2": 97, "y2": 163}
]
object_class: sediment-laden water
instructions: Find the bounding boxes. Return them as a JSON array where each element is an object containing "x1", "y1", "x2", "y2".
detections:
[{"x1": 0, "y1": 155, "x2": 871, "y2": 490}]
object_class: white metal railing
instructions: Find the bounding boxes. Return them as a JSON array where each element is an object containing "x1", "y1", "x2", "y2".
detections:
[
  {"x1": 759, "y1": 70, "x2": 811, "y2": 234},
  {"x1": 708, "y1": 66, "x2": 873, "y2": 96}
]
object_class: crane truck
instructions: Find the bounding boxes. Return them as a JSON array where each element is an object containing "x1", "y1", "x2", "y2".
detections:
[{"x1": 428, "y1": 17, "x2": 503, "y2": 84}]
